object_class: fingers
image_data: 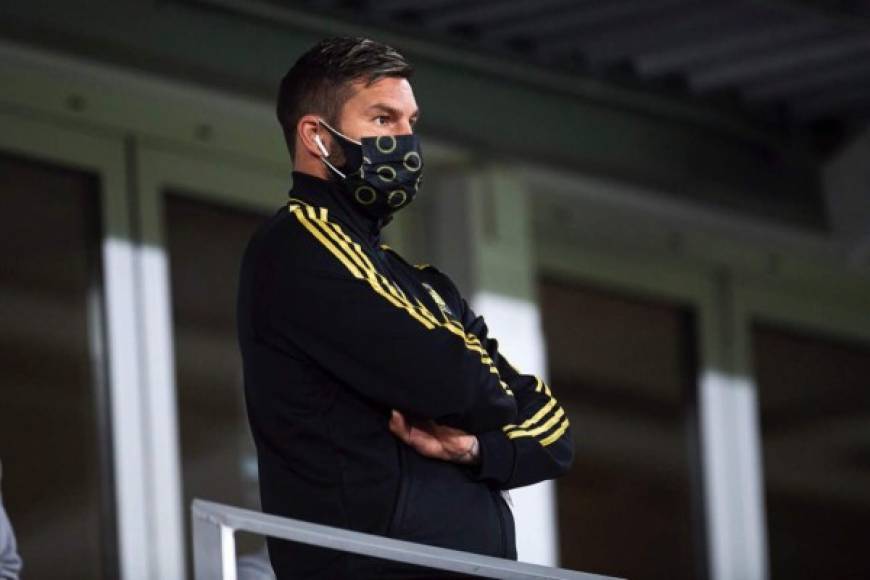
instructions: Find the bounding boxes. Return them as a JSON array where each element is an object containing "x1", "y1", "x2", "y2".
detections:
[
  {"x1": 389, "y1": 410, "x2": 442, "y2": 457},
  {"x1": 389, "y1": 411, "x2": 473, "y2": 463},
  {"x1": 389, "y1": 410, "x2": 411, "y2": 443}
]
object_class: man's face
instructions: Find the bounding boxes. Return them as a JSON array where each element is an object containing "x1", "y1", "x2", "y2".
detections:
[{"x1": 336, "y1": 76, "x2": 420, "y2": 142}]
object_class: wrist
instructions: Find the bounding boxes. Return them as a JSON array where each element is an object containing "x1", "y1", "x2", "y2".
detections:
[
  {"x1": 471, "y1": 430, "x2": 517, "y2": 485},
  {"x1": 455, "y1": 435, "x2": 480, "y2": 465}
]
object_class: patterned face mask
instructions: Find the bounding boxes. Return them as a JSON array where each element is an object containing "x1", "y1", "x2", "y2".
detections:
[{"x1": 317, "y1": 118, "x2": 423, "y2": 220}]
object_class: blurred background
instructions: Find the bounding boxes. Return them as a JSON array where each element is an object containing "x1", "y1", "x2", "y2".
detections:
[{"x1": 1, "y1": 1, "x2": 869, "y2": 579}]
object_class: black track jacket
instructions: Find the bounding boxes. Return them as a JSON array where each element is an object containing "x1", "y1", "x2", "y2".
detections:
[{"x1": 237, "y1": 171, "x2": 574, "y2": 579}]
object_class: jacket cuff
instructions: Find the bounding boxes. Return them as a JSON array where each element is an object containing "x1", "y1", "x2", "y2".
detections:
[{"x1": 473, "y1": 430, "x2": 516, "y2": 485}]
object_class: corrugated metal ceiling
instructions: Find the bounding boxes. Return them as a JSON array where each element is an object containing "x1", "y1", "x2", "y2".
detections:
[{"x1": 274, "y1": 0, "x2": 870, "y2": 136}]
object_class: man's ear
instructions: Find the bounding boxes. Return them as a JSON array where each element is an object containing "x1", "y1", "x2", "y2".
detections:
[{"x1": 296, "y1": 115, "x2": 328, "y2": 159}]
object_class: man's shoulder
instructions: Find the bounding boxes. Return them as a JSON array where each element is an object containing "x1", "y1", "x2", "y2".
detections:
[
  {"x1": 253, "y1": 202, "x2": 332, "y2": 253},
  {"x1": 250, "y1": 201, "x2": 373, "y2": 279}
]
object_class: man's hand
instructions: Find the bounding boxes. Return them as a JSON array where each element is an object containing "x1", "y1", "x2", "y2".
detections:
[{"x1": 389, "y1": 410, "x2": 480, "y2": 465}]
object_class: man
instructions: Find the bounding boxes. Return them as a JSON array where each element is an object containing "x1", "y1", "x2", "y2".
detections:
[
  {"x1": 237, "y1": 37, "x2": 573, "y2": 579},
  {"x1": 0, "y1": 461, "x2": 22, "y2": 580}
]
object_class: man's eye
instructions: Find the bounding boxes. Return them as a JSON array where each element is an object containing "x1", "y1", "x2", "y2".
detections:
[{"x1": 374, "y1": 116, "x2": 390, "y2": 125}]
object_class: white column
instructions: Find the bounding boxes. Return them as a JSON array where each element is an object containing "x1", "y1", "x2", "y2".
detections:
[{"x1": 700, "y1": 274, "x2": 769, "y2": 580}]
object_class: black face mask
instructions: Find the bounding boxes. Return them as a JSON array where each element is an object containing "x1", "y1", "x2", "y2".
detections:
[{"x1": 317, "y1": 118, "x2": 423, "y2": 220}]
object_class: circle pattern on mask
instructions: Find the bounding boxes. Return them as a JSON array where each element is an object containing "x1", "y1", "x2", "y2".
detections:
[
  {"x1": 376, "y1": 135, "x2": 397, "y2": 154},
  {"x1": 355, "y1": 186, "x2": 377, "y2": 205},
  {"x1": 376, "y1": 165, "x2": 396, "y2": 182},
  {"x1": 387, "y1": 189, "x2": 407, "y2": 208},
  {"x1": 403, "y1": 151, "x2": 422, "y2": 172}
]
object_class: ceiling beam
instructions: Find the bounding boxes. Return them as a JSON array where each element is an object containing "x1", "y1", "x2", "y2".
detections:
[
  {"x1": 424, "y1": 0, "x2": 572, "y2": 30},
  {"x1": 635, "y1": 20, "x2": 827, "y2": 78},
  {"x1": 743, "y1": 60, "x2": 870, "y2": 102},
  {"x1": 482, "y1": 0, "x2": 687, "y2": 42},
  {"x1": 687, "y1": 34, "x2": 870, "y2": 92},
  {"x1": 537, "y1": 3, "x2": 753, "y2": 65}
]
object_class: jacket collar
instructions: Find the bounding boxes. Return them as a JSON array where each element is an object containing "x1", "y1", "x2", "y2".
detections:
[{"x1": 288, "y1": 170, "x2": 394, "y2": 246}]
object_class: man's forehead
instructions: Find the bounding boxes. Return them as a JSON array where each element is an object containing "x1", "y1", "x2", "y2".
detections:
[{"x1": 348, "y1": 77, "x2": 418, "y2": 113}]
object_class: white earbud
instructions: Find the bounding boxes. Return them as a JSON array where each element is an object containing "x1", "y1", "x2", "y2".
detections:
[{"x1": 314, "y1": 134, "x2": 330, "y2": 157}]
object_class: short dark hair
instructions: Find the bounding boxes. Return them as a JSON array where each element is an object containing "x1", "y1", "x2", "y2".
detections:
[{"x1": 276, "y1": 37, "x2": 414, "y2": 159}]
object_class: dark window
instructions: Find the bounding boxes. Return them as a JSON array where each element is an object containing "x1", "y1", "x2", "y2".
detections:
[
  {"x1": 539, "y1": 277, "x2": 706, "y2": 580},
  {"x1": 0, "y1": 151, "x2": 117, "y2": 578},
  {"x1": 753, "y1": 323, "x2": 870, "y2": 579},
  {"x1": 164, "y1": 192, "x2": 270, "y2": 576}
]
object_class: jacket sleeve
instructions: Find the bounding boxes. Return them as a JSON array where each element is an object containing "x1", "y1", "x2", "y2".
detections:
[
  {"x1": 250, "y1": 204, "x2": 517, "y2": 434},
  {"x1": 421, "y1": 266, "x2": 574, "y2": 490}
]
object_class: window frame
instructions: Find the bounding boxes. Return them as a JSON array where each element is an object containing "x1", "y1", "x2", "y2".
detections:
[
  {"x1": 0, "y1": 111, "x2": 148, "y2": 578},
  {"x1": 135, "y1": 143, "x2": 288, "y2": 578},
  {"x1": 537, "y1": 239, "x2": 748, "y2": 580},
  {"x1": 733, "y1": 272, "x2": 870, "y2": 579}
]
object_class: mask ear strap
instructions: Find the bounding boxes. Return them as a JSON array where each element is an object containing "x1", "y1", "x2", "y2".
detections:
[
  {"x1": 320, "y1": 155, "x2": 347, "y2": 179},
  {"x1": 315, "y1": 118, "x2": 357, "y2": 179},
  {"x1": 314, "y1": 134, "x2": 330, "y2": 157},
  {"x1": 318, "y1": 118, "x2": 362, "y2": 146}
]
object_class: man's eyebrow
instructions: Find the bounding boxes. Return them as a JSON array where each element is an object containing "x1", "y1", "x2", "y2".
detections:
[{"x1": 367, "y1": 103, "x2": 421, "y2": 120}]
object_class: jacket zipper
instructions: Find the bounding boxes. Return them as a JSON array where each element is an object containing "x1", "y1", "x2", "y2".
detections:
[{"x1": 385, "y1": 441, "x2": 410, "y2": 538}]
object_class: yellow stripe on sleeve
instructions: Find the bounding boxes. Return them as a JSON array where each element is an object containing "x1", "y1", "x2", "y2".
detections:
[
  {"x1": 539, "y1": 418, "x2": 570, "y2": 447},
  {"x1": 506, "y1": 407, "x2": 565, "y2": 439},
  {"x1": 287, "y1": 201, "x2": 511, "y2": 394},
  {"x1": 308, "y1": 210, "x2": 425, "y2": 320},
  {"x1": 291, "y1": 205, "x2": 436, "y2": 330},
  {"x1": 320, "y1": 217, "x2": 442, "y2": 328},
  {"x1": 310, "y1": 210, "x2": 507, "y2": 393},
  {"x1": 499, "y1": 373, "x2": 568, "y2": 445},
  {"x1": 292, "y1": 207, "x2": 364, "y2": 279},
  {"x1": 506, "y1": 414, "x2": 570, "y2": 447},
  {"x1": 505, "y1": 397, "x2": 557, "y2": 432}
]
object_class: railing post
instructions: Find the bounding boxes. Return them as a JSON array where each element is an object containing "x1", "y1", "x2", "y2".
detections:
[{"x1": 192, "y1": 502, "x2": 238, "y2": 580}]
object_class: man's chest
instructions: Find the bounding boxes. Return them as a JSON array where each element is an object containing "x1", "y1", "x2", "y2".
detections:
[{"x1": 370, "y1": 246, "x2": 459, "y2": 327}]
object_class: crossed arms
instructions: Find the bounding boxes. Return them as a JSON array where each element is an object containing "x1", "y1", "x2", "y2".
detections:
[{"x1": 255, "y1": 205, "x2": 574, "y2": 488}]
